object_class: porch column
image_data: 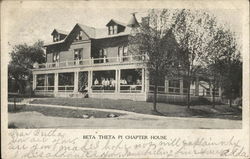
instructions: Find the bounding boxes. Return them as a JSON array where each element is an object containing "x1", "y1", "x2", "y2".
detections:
[
  {"x1": 54, "y1": 73, "x2": 58, "y2": 93},
  {"x1": 195, "y1": 76, "x2": 199, "y2": 96},
  {"x1": 88, "y1": 70, "x2": 93, "y2": 93},
  {"x1": 45, "y1": 74, "x2": 48, "y2": 91},
  {"x1": 74, "y1": 71, "x2": 79, "y2": 93},
  {"x1": 32, "y1": 74, "x2": 37, "y2": 91},
  {"x1": 141, "y1": 68, "x2": 145, "y2": 93},
  {"x1": 116, "y1": 69, "x2": 121, "y2": 93},
  {"x1": 218, "y1": 87, "x2": 222, "y2": 97},
  {"x1": 144, "y1": 69, "x2": 149, "y2": 92},
  {"x1": 180, "y1": 78, "x2": 183, "y2": 94},
  {"x1": 164, "y1": 77, "x2": 169, "y2": 94}
]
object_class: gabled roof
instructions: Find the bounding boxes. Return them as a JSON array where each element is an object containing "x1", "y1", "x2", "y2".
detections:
[
  {"x1": 77, "y1": 23, "x2": 96, "y2": 38},
  {"x1": 106, "y1": 19, "x2": 126, "y2": 27},
  {"x1": 51, "y1": 29, "x2": 68, "y2": 35},
  {"x1": 45, "y1": 19, "x2": 130, "y2": 47}
]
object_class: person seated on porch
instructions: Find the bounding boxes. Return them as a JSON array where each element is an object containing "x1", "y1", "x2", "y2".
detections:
[
  {"x1": 101, "y1": 78, "x2": 106, "y2": 89},
  {"x1": 104, "y1": 78, "x2": 110, "y2": 90},
  {"x1": 120, "y1": 78, "x2": 127, "y2": 85},
  {"x1": 110, "y1": 78, "x2": 116, "y2": 90},
  {"x1": 94, "y1": 78, "x2": 99, "y2": 85},
  {"x1": 136, "y1": 79, "x2": 142, "y2": 85}
]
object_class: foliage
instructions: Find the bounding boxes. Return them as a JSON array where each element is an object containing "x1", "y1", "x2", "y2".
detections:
[
  {"x1": 202, "y1": 20, "x2": 242, "y2": 106},
  {"x1": 128, "y1": 9, "x2": 180, "y2": 111},
  {"x1": 171, "y1": 9, "x2": 220, "y2": 108},
  {"x1": 8, "y1": 40, "x2": 45, "y2": 93}
]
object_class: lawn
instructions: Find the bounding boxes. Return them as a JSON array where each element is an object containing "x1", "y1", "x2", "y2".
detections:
[
  {"x1": 30, "y1": 97, "x2": 242, "y2": 120},
  {"x1": 8, "y1": 104, "x2": 124, "y2": 120}
]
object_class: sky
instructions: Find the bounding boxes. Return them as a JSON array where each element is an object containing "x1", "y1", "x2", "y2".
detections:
[{"x1": 2, "y1": 1, "x2": 243, "y2": 55}]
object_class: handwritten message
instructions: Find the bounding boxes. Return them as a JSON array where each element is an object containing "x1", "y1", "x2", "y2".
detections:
[{"x1": 7, "y1": 129, "x2": 248, "y2": 158}]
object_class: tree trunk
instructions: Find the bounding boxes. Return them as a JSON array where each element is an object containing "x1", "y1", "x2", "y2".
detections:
[
  {"x1": 17, "y1": 81, "x2": 24, "y2": 94},
  {"x1": 187, "y1": 69, "x2": 191, "y2": 109},
  {"x1": 212, "y1": 88, "x2": 215, "y2": 108},
  {"x1": 153, "y1": 83, "x2": 158, "y2": 112},
  {"x1": 187, "y1": 84, "x2": 190, "y2": 109},
  {"x1": 229, "y1": 91, "x2": 233, "y2": 107}
]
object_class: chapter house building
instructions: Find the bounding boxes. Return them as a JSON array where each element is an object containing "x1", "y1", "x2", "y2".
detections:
[{"x1": 32, "y1": 14, "x2": 221, "y2": 102}]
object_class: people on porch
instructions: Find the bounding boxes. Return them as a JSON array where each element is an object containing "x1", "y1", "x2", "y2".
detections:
[
  {"x1": 104, "y1": 78, "x2": 110, "y2": 90},
  {"x1": 136, "y1": 79, "x2": 142, "y2": 85},
  {"x1": 94, "y1": 78, "x2": 99, "y2": 85},
  {"x1": 120, "y1": 78, "x2": 127, "y2": 85},
  {"x1": 110, "y1": 78, "x2": 116, "y2": 90}
]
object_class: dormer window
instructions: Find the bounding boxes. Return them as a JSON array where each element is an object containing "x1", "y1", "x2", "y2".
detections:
[
  {"x1": 108, "y1": 26, "x2": 113, "y2": 35},
  {"x1": 108, "y1": 25, "x2": 118, "y2": 35},
  {"x1": 51, "y1": 29, "x2": 68, "y2": 42},
  {"x1": 106, "y1": 19, "x2": 126, "y2": 35},
  {"x1": 53, "y1": 34, "x2": 60, "y2": 42}
]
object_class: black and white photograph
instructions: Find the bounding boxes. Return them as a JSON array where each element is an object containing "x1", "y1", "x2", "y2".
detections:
[
  {"x1": 2, "y1": 1, "x2": 249, "y2": 158},
  {"x1": 5, "y1": 4, "x2": 244, "y2": 130}
]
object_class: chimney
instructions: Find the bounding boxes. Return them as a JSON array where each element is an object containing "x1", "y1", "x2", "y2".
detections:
[{"x1": 127, "y1": 12, "x2": 139, "y2": 27}]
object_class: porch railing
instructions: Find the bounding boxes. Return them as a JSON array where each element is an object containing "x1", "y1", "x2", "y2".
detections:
[
  {"x1": 36, "y1": 86, "x2": 54, "y2": 92},
  {"x1": 58, "y1": 85, "x2": 74, "y2": 92},
  {"x1": 91, "y1": 85, "x2": 115, "y2": 93},
  {"x1": 120, "y1": 85, "x2": 142, "y2": 93},
  {"x1": 36, "y1": 54, "x2": 146, "y2": 69}
]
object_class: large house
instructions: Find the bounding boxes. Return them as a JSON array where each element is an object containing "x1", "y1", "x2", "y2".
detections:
[{"x1": 32, "y1": 14, "x2": 221, "y2": 103}]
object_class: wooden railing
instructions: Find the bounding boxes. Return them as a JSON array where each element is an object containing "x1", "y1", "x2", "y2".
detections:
[
  {"x1": 36, "y1": 86, "x2": 54, "y2": 92},
  {"x1": 58, "y1": 85, "x2": 74, "y2": 92},
  {"x1": 120, "y1": 85, "x2": 142, "y2": 93},
  {"x1": 36, "y1": 54, "x2": 146, "y2": 69}
]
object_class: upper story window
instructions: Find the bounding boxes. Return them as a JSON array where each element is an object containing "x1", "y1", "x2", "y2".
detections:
[
  {"x1": 118, "y1": 46, "x2": 128, "y2": 57},
  {"x1": 108, "y1": 25, "x2": 118, "y2": 35},
  {"x1": 99, "y1": 48, "x2": 107, "y2": 58},
  {"x1": 118, "y1": 46, "x2": 128, "y2": 62},
  {"x1": 74, "y1": 49, "x2": 83, "y2": 60},
  {"x1": 53, "y1": 52, "x2": 60, "y2": 62},
  {"x1": 75, "y1": 31, "x2": 84, "y2": 41}
]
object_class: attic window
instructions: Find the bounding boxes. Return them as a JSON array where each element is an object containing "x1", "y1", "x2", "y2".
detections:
[
  {"x1": 53, "y1": 34, "x2": 60, "y2": 42},
  {"x1": 108, "y1": 25, "x2": 117, "y2": 35},
  {"x1": 76, "y1": 31, "x2": 84, "y2": 41}
]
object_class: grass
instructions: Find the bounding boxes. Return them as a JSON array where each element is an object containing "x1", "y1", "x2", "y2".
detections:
[
  {"x1": 8, "y1": 104, "x2": 125, "y2": 119},
  {"x1": 30, "y1": 97, "x2": 242, "y2": 120}
]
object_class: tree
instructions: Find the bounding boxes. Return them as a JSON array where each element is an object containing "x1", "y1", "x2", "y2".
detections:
[
  {"x1": 203, "y1": 23, "x2": 242, "y2": 107},
  {"x1": 171, "y1": 9, "x2": 220, "y2": 108},
  {"x1": 8, "y1": 40, "x2": 45, "y2": 94},
  {"x1": 128, "y1": 9, "x2": 180, "y2": 112}
]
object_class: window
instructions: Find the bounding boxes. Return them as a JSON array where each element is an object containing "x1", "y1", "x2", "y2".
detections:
[
  {"x1": 114, "y1": 25, "x2": 117, "y2": 34},
  {"x1": 53, "y1": 34, "x2": 60, "y2": 42},
  {"x1": 123, "y1": 46, "x2": 128, "y2": 56},
  {"x1": 108, "y1": 26, "x2": 113, "y2": 35},
  {"x1": 74, "y1": 49, "x2": 83, "y2": 60},
  {"x1": 169, "y1": 80, "x2": 180, "y2": 93},
  {"x1": 53, "y1": 52, "x2": 60, "y2": 62},
  {"x1": 108, "y1": 25, "x2": 118, "y2": 35},
  {"x1": 118, "y1": 46, "x2": 128, "y2": 61},
  {"x1": 96, "y1": 48, "x2": 107, "y2": 63},
  {"x1": 75, "y1": 31, "x2": 84, "y2": 41},
  {"x1": 99, "y1": 48, "x2": 107, "y2": 58}
]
